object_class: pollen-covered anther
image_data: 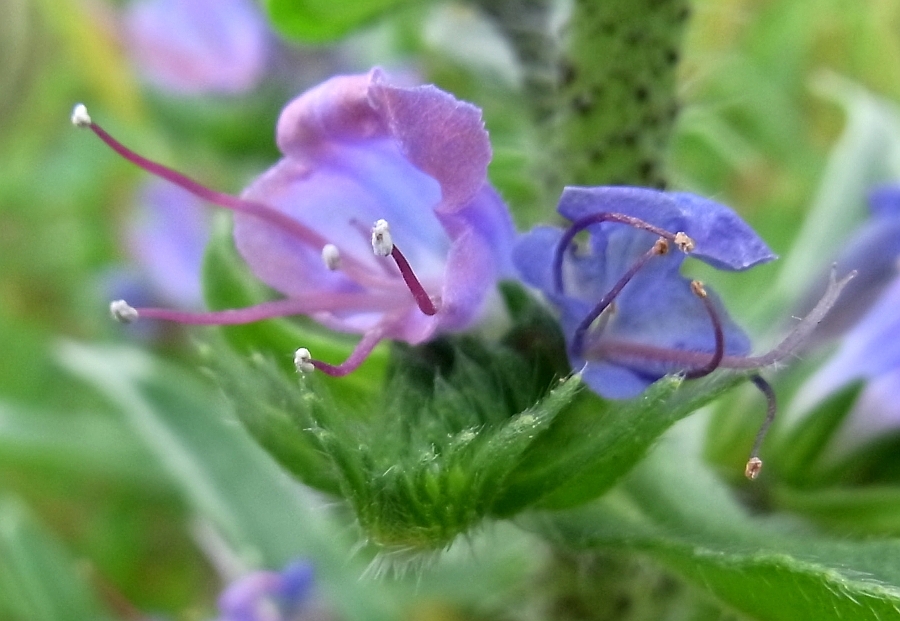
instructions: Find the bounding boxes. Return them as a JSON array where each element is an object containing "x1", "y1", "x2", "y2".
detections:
[
  {"x1": 110, "y1": 300, "x2": 139, "y2": 323},
  {"x1": 674, "y1": 231, "x2": 695, "y2": 253},
  {"x1": 321, "y1": 244, "x2": 341, "y2": 270},
  {"x1": 690, "y1": 280, "x2": 707, "y2": 298},
  {"x1": 71, "y1": 103, "x2": 92, "y2": 128},
  {"x1": 653, "y1": 238, "x2": 670, "y2": 255},
  {"x1": 371, "y1": 219, "x2": 393, "y2": 257},
  {"x1": 293, "y1": 348, "x2": 315, "y2": 373},
  {"x1": 745, "y1": 457, "x2": 763, "y2": 480}
]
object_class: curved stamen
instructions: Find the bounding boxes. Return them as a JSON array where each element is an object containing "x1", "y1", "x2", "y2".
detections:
[
  {"x1": 72, "y1": 104, "x2": 383, "y2": 287},
  {"x1": 372, "y1": 219, "x2": 438, "y2": 316},
  {"x1": 683, "y1": 281, "x2": 724, "y2": 380},
  {"x1": 553, "y1": 212, "x2": 693, "y2": 293},
  {"x1": 110, "y1": 292, "x2": 393, "y2": 326},
  {"x1": 589, "y1": 268, "x2": 857, "y2": 371},
  {"x1": 572, "y1": 238, "x2": 669, "y2": 355},
  {"x1": 745, "y1": 375, "x2": 776, "y2": 480},
  {"x1": 294, "y1": 330, "x2": 385, "y2": 377}
]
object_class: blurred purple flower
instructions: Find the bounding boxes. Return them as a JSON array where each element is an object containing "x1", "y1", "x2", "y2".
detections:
[
  {"x1": 514, "y1": 186, "x2": 776, "y2": 399},
  {"x1": 128, "y1": 179, "x2": 210, "y2": 308},
  {"x1": 793, "y1": 184, "x2": 900, "y2": 453},
  {"x1": 216, "y1": 560, "x2": 317, "y2": 621},
  {"x1": 76, "y1": 69, "x2": 515, "y2": 374},
  {"x1": 124, "y1": 0, "x2": 269, "y2": 95}
]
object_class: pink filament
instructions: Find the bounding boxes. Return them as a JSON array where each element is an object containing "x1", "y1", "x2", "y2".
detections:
[{"x1": 308, "y1": 330, "x2": 385, "y2": 377}]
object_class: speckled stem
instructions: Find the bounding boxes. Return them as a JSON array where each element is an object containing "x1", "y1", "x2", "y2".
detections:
[{"x1": 554, "y1": 0, "x2": 690, "y2": 189}]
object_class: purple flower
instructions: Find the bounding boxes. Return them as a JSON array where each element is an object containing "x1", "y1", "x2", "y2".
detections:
[
  {"x1": 72, "y1": 69, "x2": 515, "y2": 374},
  {"x1": 514, "y1": 186, "x2": 776, "y2": 400},
  {"x1": 124, "y1": 0, "x2": 270, "y2": 95},
  {"x1": 128, "y1": 179, "x2": 210, "y2": 308},
  {"x1": 216, "y1": 560, "x2": 316, "y2": 621},
  {"x1": 792, "y1": 184, "x2": 900, "y2": 454}
]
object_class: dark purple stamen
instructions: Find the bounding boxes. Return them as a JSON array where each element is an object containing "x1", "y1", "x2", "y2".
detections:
[
  {"x1": 553, "y1": 212, "x2": 691, "y2": 293},
  {"x1": 572, "y1": 238, "x2": 669, "y2": 355},
  {"x1": 390, "y1": 246, "x2": 437, "y2": 316},
  {"x1": 745, "y1": 374, "x2": 776, "y2": 480},
  {"x1": 295, "y1": 331, "x2": 385, "y2": 377},
  {"x1": 683, "y1": 281, "x2": 725, "y2": 380}
]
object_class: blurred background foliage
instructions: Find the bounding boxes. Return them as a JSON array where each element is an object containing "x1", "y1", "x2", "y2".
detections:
[{"x1": 3, "y1": 0, "x2": 900, "y2": 619}]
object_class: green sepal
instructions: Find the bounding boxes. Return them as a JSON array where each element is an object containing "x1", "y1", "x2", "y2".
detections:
[{"x1": 262, "y1": 0, "x2": 412, "y2": 43}]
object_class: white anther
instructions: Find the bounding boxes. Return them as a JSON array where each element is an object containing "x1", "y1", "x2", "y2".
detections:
[
  {"x1": 321, "y1": 244, "x2": 341, "y2": 270},
  {"x1": 371, "y1": 219, "x2": 393, "y2": 257},
  {"x1": 294, "y1": 348, "x2": 315, "y2": 373},
  {"x1": 71, "y1": 103, "x2": 92, "y2": 128},
  {"x1": 110, "y1": 300, "x2": 138, "y2": 323},
  {"x1": 674, "y1": 232, "x2": 695, "y2": 253}
]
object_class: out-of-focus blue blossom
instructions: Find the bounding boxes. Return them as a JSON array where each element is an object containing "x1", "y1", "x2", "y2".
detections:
[
  {"x1": 793, "y1": 184, "x2": 900, "y2": 453},
  {"x1": 123, "y1": 0, "x2": 270, "y2": 95},
  {"x1": 216, "y1": 560, "x2": 317, "y2": 621},
  {"x1": 514, "y1": 187, "x2": 775, "y2": 399},
  {"x1": 128, "y1": 179, "x2": 210, "y2": 308}
]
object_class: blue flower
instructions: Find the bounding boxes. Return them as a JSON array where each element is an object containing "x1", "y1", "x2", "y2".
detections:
[
  {"x1": 73, "y1": 69, "x2": 516, "y2": 375},
  {"x1": 514, "y1": 186, "x2": 776, "y2": 399},
  {"x1": 215, "y1": 560, "x2": 316, "y2": 621},
  {"x1": 792, "y1": 184, "x2": 900, "y2": 454}
]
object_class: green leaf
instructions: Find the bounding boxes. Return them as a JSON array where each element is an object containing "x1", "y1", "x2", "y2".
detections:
[
  {"x1": 539, "y1": 418, "x2": 900, "y2": 621},
  {"x1": 56, "y1": 342, "x2": 397, "y2": 621},
  {"x1": 262, "y1": 0, "x2": 412, "y2": 42},
  {"x1": 493, "y1": 372, "x2": 746, "y2": 515},
  {"x1": 0, "y1": 495, "x2": 116, "y2": 621}
]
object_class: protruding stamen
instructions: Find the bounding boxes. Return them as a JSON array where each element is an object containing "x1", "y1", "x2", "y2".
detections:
[
  {"x1": 683, "y1": 280, "x2": 725, "y2": 380},
  {"x1": 371, "y1": 219, "x2": 438, "y2": 316},
  {"x1": 572, "y1": 237, "x2": 668, "y2": 355},
  {"x1": 294, "y1": 348, "x2": 315, "y2": 373},
  {"x1": 110, "y1": 300, "x2": 139, "y2": 323},
  {"x1": 371, "y1": 219, "x2": 393, "y2": 257},
  {"x1": 321, "y1": 244, "x2": 341, "y2": 270},
  {"x1": 553, "y1": 212, "x2": 688, "y2": 293},
  {"x1": 293, "y1": 330, "x2": 385, "y2": 377},
  {"x1": 71, "y1": 103, "x2": 91, "y2": 128},
  {"x1": 674, "y1": 232, "x2": 695, "y2": 253},
  {"x1": 745, "y1": 374, "x2": 776, "y2": 480}
]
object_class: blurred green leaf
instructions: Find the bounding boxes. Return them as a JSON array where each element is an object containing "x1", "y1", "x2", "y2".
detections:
[
  {"x1": 539, "y1": 418, "x2": 900, "y2": 621},
  {"x1": 0, "y1": 495, "x2": 116, "y2": 621},
  {"x1": 262, "y1": 0, "x2": 412, "y2": 42},
  {"x1": 56, "y1": 342, "x2": 396, "y2": 621}
]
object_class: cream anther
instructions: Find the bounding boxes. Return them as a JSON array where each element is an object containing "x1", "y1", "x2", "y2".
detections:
[
  {"x1": 321, "y1": 244, "x2": 341, "y2": 270},
  {"x1": 371, "y1": 219, "x2": 393, "y2": 257},
  {"x1": 110, "y1": 300, "x2": 139, "y2": 323},
  {"x1": 294, "y1": 348, "x2": 315, "y2": 373},
  {"x1": 71, "y1": 103, "x2": 92, "y2": 128}
]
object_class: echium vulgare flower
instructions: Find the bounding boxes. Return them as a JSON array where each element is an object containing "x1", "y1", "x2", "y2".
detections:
[
  {"x1": 215, "y1": 560, "x2": 318, "y2": 621},
  {"x1": 514, "y1": 186, "x2": 851, "y2": 477},
  {"x1": 792, "y1": 183, "x2": 900, "y2": 455},
  {"x1": 72, "y1": 68, "x2": 516, "y2": 374}
]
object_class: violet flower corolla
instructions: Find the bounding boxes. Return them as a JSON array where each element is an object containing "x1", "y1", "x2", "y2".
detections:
[
  {"x1": 792, "y1": 184, "x2": 900, "y2": 456},
  {"x1": 514, "y1": 186, "x2": 853, "y2": 477},
  {"x1": 215, "y1": 560, "x2": 319, "y2": 621},
  {"x1": 72, "y1": 69, "x2": 516, "y2": 375},
  {"x1": 123, "y1": 0, "x2": 269, "y2": 95}
]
